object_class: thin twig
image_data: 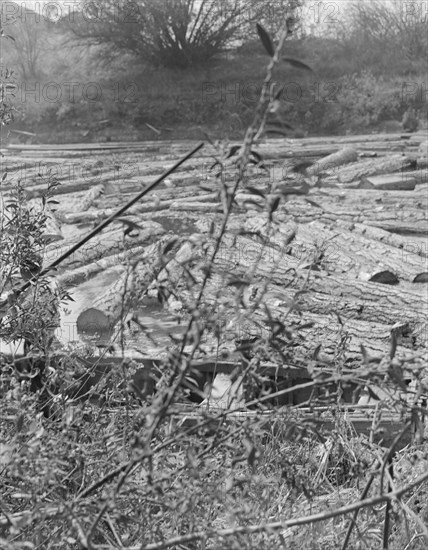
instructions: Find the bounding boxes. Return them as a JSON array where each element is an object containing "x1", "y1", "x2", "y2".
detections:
[{"x1": 90, "y1": 467, "x2": 428, "y2": 550}]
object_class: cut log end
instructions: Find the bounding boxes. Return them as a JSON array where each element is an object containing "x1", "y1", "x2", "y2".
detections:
[
  {"x1": 76, "y1": 308, "x2": 113, "y2": 338},
  {"x1": 413, "y1": 272, "x2": 428, "y2": 283},
  {"x1": 369, "y1": 270, "x2": 400, "y2": 285}
]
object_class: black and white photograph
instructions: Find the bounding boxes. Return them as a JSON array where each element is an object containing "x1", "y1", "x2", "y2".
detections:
[{"x1": 0, "y1": 1, "x2": 427, "y2": 548}]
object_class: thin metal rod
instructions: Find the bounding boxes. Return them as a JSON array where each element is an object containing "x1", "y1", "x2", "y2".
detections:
[{"x1": 16, "y1": 141, "x2": 204, "y2": 297}]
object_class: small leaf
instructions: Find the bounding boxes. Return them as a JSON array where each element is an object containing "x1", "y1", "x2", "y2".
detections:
[
  {"x1": 304, "y1": 198, "x2": 323, "y2": 209},
  {"x1": 367, "y1": 386, "x2": 380, "y2": 401},
  {"x1": 390, "y1": 331, "x2": 398, "y2": 360},
  {"x1": 273, "y1": 86, "x2": 284, "y2": 101},
  {"x1": 249, "y1": 150, "x2": 263, "y2": 163},
  {"x1": 201, "y1": 130, "x2": 216, "y2": 147},
  {"x1": 243, "y1": 199, "x2": 264, "y2": 210},
  {"x1": 360, "y1": 344, "x2": 369, "y2": 365},
  {"x1": 117, "y1": 217, "x2": 145, "y2": 234},
  {"x1": 270, "y1": 196, "x2": 281, "y2": 213},
  {"x1": 256, "y1": 23, "x2": 275, "y2": 57},
  {"x1": 284, "y1": 229, "x2": 296, "y2": 246},
  {"x1": 312, "y1": 344, "x2": 321, "y2": 360},
  {"x1": 298, "y1": 322, "x2": 315, "y2": 330},
  {"x1": 157, "y1": 286, "x2": 169, "y2": 305},
  {"x1": 227, "y1": 278, "x2": 250, "y2": 288},
  {"x1": 163, "y1": 238, "x2": 179, "y2": 255},
  {"x1": 225, "y1": 145, "x2": 241, "y2": 159},
  {"x1": 2, "y1": 172, "x2": 7, "y2": 181},
  {"x1": 245, "y1": 186, "x2": 265, "y2": 198},
  {"x1": 243, "y1": 438, "x2": 257, "y2": 468},
  {"x1": 282, "y1": 57, "x2": 313, "y2": 72},
  {"x1": 16, "y1": 413, "x2": 24, "y2": 432},
  {"x1": 388, "y1": 363, "x2": 406, "y2": 388}
]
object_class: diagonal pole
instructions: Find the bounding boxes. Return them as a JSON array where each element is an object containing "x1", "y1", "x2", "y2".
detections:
[{"x1": 12, "y1": 142, "x2": 204, "y2": 299}]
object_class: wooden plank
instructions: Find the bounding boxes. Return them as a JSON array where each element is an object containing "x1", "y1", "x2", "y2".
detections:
[
  {"x1": 169, "y1": 407, "x2": 420, "y2": 447},
  {"x1": 360, "y1": 174, "x2": 416, "y2": 191}
]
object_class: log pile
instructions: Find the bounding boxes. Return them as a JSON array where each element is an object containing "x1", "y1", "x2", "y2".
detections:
[{"x1": 1, "y1": 132, "x2": 427, "y2": 384}]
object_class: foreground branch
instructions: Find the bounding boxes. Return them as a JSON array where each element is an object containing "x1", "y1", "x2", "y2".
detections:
[{"x1": 122, "y1": 468, "x2": 428, "y2": 550}]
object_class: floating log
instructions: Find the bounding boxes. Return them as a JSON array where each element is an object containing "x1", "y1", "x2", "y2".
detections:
[
  {"x1": 4, "y1": 135, "x2": 427, "y2": 368},
  {"x1": 76, "y1": 237, "x2": 184, "y2": 337},
  {"x1": 170, "y1": 201, "x2": 223, "y2": 212},
  {"x1": 330, "y1": 155, "x2": 414, "y2": 184},
  {"x1": 335, "y1": 221, "x2": 426, "y2": 252},
  {"x1": 193, "y1": 278, "x2": 427, "y2": 358},
  {"x1": 240, "y1": 215, "x2": 427, "y2": 282},
  {"x1": 56, "y1": 243, "x2": 154, "y2": 286},
  {"x1": 270, "y1": 308, "x2": 425, "y2": 357},
  {"x1": 59, "y1": 208, "x2": 126, "y2": 225},
  {"x1": 256, "y1": 143, "x2": 339, "y2": 160},
  {"x1": 154, "y1": 239, "x2": 202, "y2": 288},
  {"x1": 60, "y1": 192, "x2": 218, "y2": 224},
  {"x1": 44, "y1": 220, "x2": 164, "y2": 269},
  {"x1": 102, "y1": 184, "x2": 206, "y2": 206},
  {"x1": 233, "y1": 186, "x2": 428, "y2": 234},
  {"x1": 4, "y1": 140, "x2": 204, "y2": 152},
  {"x1": 262, "y1": 279, "x2": 427, "y2": 329},
  {"x1": 172, "y1": 276, "x2": 426, "y2": 359},
  {"x1": 279, "y1": 197, "x2": 428, "y2": 234},
  {"x1": 195, "y1": 214, "x2": 427, "y2": 284},
  {"x1": 24, "y1": 170, "x2": 118, "y2": 198},
  {"x1": 305, "y1": 184, "x2": 428, "y2": 216},
  {"x1": 196, "y1": 232, "x2": 427, "y2": 322},
  {"x1": 64, "y1": 184, "x2": 105, "y2": 213},
  {"x1": 159, "y1": 229, "x2": 426, "y2": 331},
  {"x1": 306, "y1": 147, "x2": 358, "y2": 177},
  {"x1": 395, "y1": 169, "x2": 428, "y2": 184}
]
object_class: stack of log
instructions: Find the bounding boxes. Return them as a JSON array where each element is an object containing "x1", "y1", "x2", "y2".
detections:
[{"x1": 1, "y1": 131, "x2": 427, "y2": 369}]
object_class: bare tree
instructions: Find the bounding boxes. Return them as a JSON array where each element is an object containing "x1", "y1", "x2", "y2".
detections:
[
  {"x1": 338, "y1": 0, "x2": 427, "y2": 71},
  {"x1": 62, "y1": 0, "x2": 269, "y2": 68},
  {"x1": 1, "y1": 6, "x2": 50, "y2": 79}
]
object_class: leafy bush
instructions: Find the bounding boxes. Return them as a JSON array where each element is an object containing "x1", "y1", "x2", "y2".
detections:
[{"x1": 62, "y1": 0, "x2": 267, "y2": 68}]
